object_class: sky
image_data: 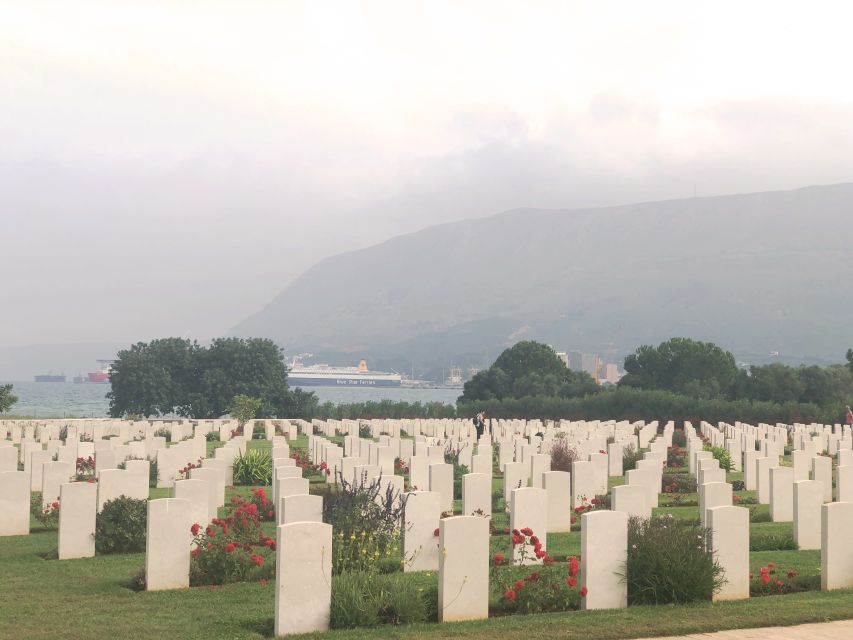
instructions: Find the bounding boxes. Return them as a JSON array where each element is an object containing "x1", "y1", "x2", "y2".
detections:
[{"x1": 3, "y1": 0, "x2": 853, "y2": 349}]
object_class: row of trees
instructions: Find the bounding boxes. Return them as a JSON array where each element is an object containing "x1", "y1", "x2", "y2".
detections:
[
  {"x1": 107, "y1": 337, "x2": 317, "y2": 419},
  {"x1": 459, "y1": 338, "x2": 853, "y2": 421},
  {"x1": 621, "y1": 337, "x2": 853, "y2": 406}
]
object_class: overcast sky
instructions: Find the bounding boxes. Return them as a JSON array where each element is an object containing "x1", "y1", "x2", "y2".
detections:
[{"x1": 3, "y1": 1, "x2": 853, "y2": 349}]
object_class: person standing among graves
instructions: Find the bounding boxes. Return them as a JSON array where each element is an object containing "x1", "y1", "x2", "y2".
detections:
[
  {"x1": 845, "y1": 405, "x2": 853, "y2": 426},
  {"x1": 473, "y1": 411, "x2": 486, "y2": 439}
]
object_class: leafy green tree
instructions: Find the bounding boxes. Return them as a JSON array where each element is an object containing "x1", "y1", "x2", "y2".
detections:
[
  {"x1": 229, "y1": 394, "x2": 262, "y2": 427},
  {"x1": 0, "y1": 384, "x2": 18, "y2": 414},
  {"x1": 107, "y1": 342, "x2": 178, "y2": 417},
  {"x1": 619, "y1": 338, "x2": 738, "y2": 399},
  {"x1": 461, "y1": 341, "x2": 599, "y2": 402},
  {"x1": 108, "y1": 336, "x2": 314, "y2": 419}
]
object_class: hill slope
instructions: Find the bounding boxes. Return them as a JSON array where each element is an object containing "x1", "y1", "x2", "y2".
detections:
[{"x1": 232, "y1": 183, "x2": 853, "y2": 376}]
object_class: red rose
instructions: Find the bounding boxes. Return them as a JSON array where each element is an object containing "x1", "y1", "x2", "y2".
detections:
[
  {"x1": 567, "y1": 576, "x2": 577, "y2": 587},
  {"x1": 761, "y1": 573, "x2": 770, "y2": 584},
  {"x1": 580, "y1": 586, "x2": 588, "y2": 597},
  {"x1": 568, "y1": 556, "x2": 579, "y2": 577},
  {"x1": 225, "y1": 543, "x2": 236, "y2": 553},
  {"x1": 570, "y1": 517, "x2": 577, "y2": 524},
  {"x1": 241, "y1": 518, "x2": 249, "y2": 527},
  {"x1": 206, "y1": 527, "x2": 216, "y2": 538},
  {"x1": 191, "y1": 547, "x2": 201, "y2": 558},
  {"x1": 206, "y1": 542, "x2": 214, "y2": 550},
  {"x1": 493, "y1": 553, "x2": 505, "y2": 564},
  {"x1": 191, "y1": 523, "x2": 201, "y2": 536},
  {"x1": 529, "y1": 536, "x2": 539, "y2": 546},
  {"x1": 513, "y1": 580, "x2": 525, "y2": 590},
  {"x1": 51, "y1": 501, "x2": 59, "y2": 509},
  {"x1": 504, "y1": 590, "x2": 516, "y2": 601},
  {"x1": 520, "y1": 527, "x2": 533, "y2": 536},
  {"x1": 433, "y1": 528, "x2": 440, "y2": 537}
]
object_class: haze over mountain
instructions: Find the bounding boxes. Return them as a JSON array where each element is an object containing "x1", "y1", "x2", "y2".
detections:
[{"x1": 232, "y1": 183, "x2": 853, "y2": 379}]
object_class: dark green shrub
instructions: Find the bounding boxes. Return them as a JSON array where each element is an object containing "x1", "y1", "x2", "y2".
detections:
[
  {"x1": 623, "y1": 444, "x2": 644, "y2": 472},
  {"x1": 205, "y1": 431, "x2": 219, "y2": 442},
  {"x1": 330, "y1": 572, "x2": 429, "y2": 628},
  {"x1": 232, "y1": 449, "x2": 272, "y2": 485},
  {"x1": 624, "y1": 515, "x2": 724, "y2": 604},
  {"x1": 148, "y1": 458, "x2": 158, "y2": 488},
  {"x1": 732, "y1": 480, "x2": 746, "y2": 491},
  {"x1": 251, "y1": 423, "x2": 266, "y2": 440},
  {"x1": 671, "y1": 428, "x2": 687, "y2": 448},
  {"x1": 96, "y1": 497, "x2": 148, "y2": 554}
]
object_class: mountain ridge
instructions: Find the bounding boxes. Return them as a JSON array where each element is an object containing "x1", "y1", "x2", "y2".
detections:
[{"x1": 231, "y1": 182, "x2": 853, "y2": 378}]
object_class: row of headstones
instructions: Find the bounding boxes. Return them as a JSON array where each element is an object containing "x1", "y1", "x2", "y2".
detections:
[
  {"x1": 688, "y1": 435, "x2": 853, "y2": 553},
  {"x1": 0, "y1": 419, "x2": 302, "y2": 450},
  {"x1": 306, "y1": 416, "x2": 657, "y2": 445}
]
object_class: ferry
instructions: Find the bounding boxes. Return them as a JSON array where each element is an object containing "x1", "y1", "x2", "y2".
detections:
[{"x1": 288, "y1": 358, "x2": 401, "y2": 388}]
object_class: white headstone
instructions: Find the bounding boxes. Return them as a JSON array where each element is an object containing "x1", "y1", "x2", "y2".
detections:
[
  {"x1": 275, "y1": 522, "x2": 332, "y2": 635},
  {"x1": 58, "y1": 482, "x2": 97, "y2": 559},
  {"x1": 146, "y1": 498, "x2": 192, "y2": 591},
  {"x1": 438, "y1": 516, "x2": 489, "y2": 622},
  {"x1": 581, "y1": 510, "x2": 628, "y2": 610}
]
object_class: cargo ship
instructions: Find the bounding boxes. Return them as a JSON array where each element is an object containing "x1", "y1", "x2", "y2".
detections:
[
  {"x1": 87, "y1": 360, "x2": 114, "y2": 384},
  {"x1": 288, "y1": 358, "x2": 401, "y2": 388},
  {"x1": 34, "y1": 373, "x2": 66, "y2": 383}
]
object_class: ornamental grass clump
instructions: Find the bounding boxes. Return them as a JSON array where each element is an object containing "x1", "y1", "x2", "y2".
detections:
[
  {"x1": 624, "y1": 515, "x2": 724, "y2": 605},
  {"x1": 96, "y1": 497, "x2": 147, "y2": 554},
  {"x1": 330, "y1": 572, "x2": 430, "y2": 628},
  {"x1": 491, "y1": 530, "x2": 584, "y2": 615},
  {"x1": 325, "y1": 473, "x2": 405, "y2": 575},
  {"x1": 189, "y1": 496, "x2": 275, "y2": 586},
  {"x1": 232, "y1": 449, "x2": 273, "y2": 485},
  {"x1": 622, "y1": 444, "x2": 644, "y2": 472}
]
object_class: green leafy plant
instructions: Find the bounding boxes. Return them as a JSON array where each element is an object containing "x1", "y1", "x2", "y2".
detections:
[
  {"x1": 325, "y1": 474, "x2": 404, "y2": 575},
  {"x1": 704, "y1": 445, "x2": 733, "y2": 472},
  {"x1": 96, "y1": 497, "x2": 148, "y2": 554},
  {"x1": 624, "y1": 515, "x2": 724, "y2": 605},
  {"x1": 30, "y1": 492, "x2": 60, "y2": 529},
  {"x1": 232, "y1": 449, "x2": 273, "y2": 485},
  {"x1": 229, "y1": 394, "x2": 262, "y2": 429},
  {"x1": 661, "y1": 473, "x2": 697, "y2": 494},
  {"x1": 205, "y1": 431, "x2": 219, "y2": 442},
  {"x1": 549, "y1": 435, "x2": 577, "y2": 472},
  {"x1": 153, "y1": 427, "x2": 171, "y2": 443},
  {"x1": 330, "y1": 572, "x2": 429, "y2": 628},
  {"x1": 622, "y1": 444, "x2": 644, "y2": 472}
]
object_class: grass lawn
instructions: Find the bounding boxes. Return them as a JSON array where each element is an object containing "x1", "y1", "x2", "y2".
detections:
[{"x1": 2, "y1": 528, "x2": 852, "y2": 640}]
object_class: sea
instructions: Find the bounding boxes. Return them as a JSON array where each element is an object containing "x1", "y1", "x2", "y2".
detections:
[{"x1": 1, "y1": 381, "x2": 462, "y2": 418}]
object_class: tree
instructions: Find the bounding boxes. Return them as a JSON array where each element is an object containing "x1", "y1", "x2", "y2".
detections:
[
  {"x1": 0, "y1": 384, "x2": 17, "y2": 414},
  {"x1": 108, "y1": 337, "x2": 314, "y2": 418},
  {"x1": 461, "y1": 340, "x2": 599, "y2": 402},
  {"x1": 619, "y1": 337, "x2": 739, "y2": 399},
  {"x1": 229, "y1": 394, "x2": 262, "y2": 427}
]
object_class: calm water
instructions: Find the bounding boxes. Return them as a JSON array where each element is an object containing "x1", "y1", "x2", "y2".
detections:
[{"x1": 2, "y1": 381, "x2": 461, "y2": 418}]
